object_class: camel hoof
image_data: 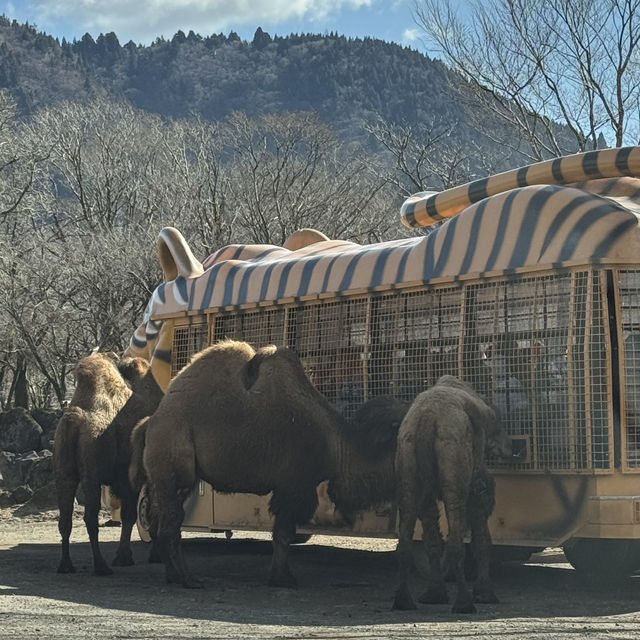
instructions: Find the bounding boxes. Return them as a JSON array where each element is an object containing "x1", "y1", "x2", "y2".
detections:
[
  {"x1": 112, "y1": 554, "x2": 134, "y2": 567},
  {"x1": 451, "y1": 599, "x2": 477, "y2": 614},
  {"x1": 94, "y1": 564, "x2": 114, "y2": 576},
  {"x1": 392, "y1": 587, "x2": 417, "y2": 611},
  {"x1": 418, "y1": 584, "x2": 449, "y2": 604},
  {"x1": 57, "y1": 562, "x2": 76, "y2": 574}
]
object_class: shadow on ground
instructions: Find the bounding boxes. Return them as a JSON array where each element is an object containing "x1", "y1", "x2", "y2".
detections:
[{"x1": 0, "y1": 532, "x2": 639, "y2": 627}]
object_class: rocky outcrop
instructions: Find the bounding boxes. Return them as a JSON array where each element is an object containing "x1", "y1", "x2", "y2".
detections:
[
  {"x1": 0, "y1": 408, "x2": 43, "y2": 453},
  {"x1": 0, "y1": 449, "x2": 53, "y2": 492},
  {"x1": 0, "y1": 407, "x2": 59, "y2": 508}
]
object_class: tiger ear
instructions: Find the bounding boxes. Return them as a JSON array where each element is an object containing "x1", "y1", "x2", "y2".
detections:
[{"x1": 157, "y1": 227, "x2": 204, "y2": 281}]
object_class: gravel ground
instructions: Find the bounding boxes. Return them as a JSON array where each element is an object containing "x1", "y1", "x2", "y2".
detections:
[{"x1": 0, "y1": 506, "x2": 639, "y2": 639}]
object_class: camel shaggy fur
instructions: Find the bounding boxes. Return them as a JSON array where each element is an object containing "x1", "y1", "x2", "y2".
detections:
[
  {"x1": 54, "y1": 352, "x2": 163, "y2": 575},
  {"x1": 130, "y1": 339, "x2": 406, "y2": 589},
  {"x1": 392, "y1": 375, "x2": 510, "y2": 613},
  {"x1": 327, "y1": 394, "x2": 410, "y2": 524}
]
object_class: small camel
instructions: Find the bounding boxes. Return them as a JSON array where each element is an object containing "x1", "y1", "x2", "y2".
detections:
[
  {"x1": 54, "y1": 352, "x2": 163, "y2": 575},
  {"x1": 130, "y1": 339, "x2": 410, "y2": 589},
  {"x1": 393, "y1": 375, "x2": 510, "y2": 613}
]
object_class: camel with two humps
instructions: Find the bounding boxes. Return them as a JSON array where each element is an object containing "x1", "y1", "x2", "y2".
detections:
[
  {"x1": 130, "y1": 339, "x2": 422, "y2": 589},
  {"x1": 54, "y1": 352, "x2": 163, "y2": 575},
  {"x1": 392, "y1": 375, "x2": 510, "y2": 613}
]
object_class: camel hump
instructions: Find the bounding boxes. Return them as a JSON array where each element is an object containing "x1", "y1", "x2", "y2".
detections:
[
  {"x1": 157, "y1": 227, "x2": 204, "y2": 281},
  {"x1": 242, "y1": 344, "x2": 281, "y2": 389},
  {"x1": 283, "y1": 228, "x2": 330, "y2": 251}
]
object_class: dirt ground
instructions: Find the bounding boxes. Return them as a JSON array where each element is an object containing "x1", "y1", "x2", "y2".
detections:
[{"x1": 0, "y1": 506, "x2": 639, "y2": 640}]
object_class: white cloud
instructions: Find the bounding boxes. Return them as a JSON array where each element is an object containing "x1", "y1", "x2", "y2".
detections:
[
  {"x1": 402, "y1": 27, "x2": 420, "y2": 42},
  {"x1": 19, "y1": 0, "x2": 376, "y2": 43}
]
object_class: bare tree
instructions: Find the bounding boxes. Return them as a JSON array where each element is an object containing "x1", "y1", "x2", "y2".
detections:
[
  {"x1": 28, "y1": 98, "x2": 167, "y2": 234},
  {"x1": 364, "y1": 113, "x2": 512, "y2": 198},
  {"x1": 415, "y1": 0, "x2": 640, "y2": 157},
  {"x1": 220, "y1": 111, "x2": 396, "y2": 244},
  {"x1": 156, "y1": 116, "x2": 236, "y2": 257}
]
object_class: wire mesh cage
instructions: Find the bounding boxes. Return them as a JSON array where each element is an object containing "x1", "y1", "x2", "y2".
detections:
[
  {"x1": 171, "y1": 322, "x2": 209, "y2": 377},
  {"x1": 619, "y1": 269, "x2": 640, "y2": 469},
  {"x1": 171, "y1": 267, "x2": 615, "y2": 473}
]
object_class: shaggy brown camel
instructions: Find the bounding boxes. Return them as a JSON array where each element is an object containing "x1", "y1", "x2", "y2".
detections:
[
  {"x1": 54, "y1": 352, "x2": 163, "y2": 575},
  {"x1": 392, "y1": 375, "x2": 510, "y2": 613},
  {"x1": 130, "y1": 339, "x2": 406, "y2": 589}
]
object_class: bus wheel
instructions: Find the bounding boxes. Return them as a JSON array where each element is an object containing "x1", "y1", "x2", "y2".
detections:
[
  {"x1": 136, "y1": 485, "x2": 152, "y2": 543},
  {"x1": 562, "y1": 538, "x2": 640, "y2": 581}
]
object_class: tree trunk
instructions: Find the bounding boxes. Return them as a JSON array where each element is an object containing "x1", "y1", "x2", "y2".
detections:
[{"x1": 13, "y1": 352, "x2": 29, "y2": 409}]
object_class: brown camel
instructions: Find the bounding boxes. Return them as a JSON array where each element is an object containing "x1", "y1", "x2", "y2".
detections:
[
  {"x1": 392, "y1": 375, "x2": 510, "y2": 613},
  {"x1": 54, "y1": 352, "x2": 163, "y2": 575},
  {"x1": 130, "y1": 339, "x2": 408, "y2": 589}
]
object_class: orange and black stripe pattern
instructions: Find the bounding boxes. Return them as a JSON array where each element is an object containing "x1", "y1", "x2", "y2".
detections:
[{"x1": 401, "y1": 146, "x2": 640, "y2": 227}]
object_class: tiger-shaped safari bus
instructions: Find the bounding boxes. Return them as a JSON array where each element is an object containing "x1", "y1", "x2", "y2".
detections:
[{"x1": 126, "y1": 146, "x2": 640, "y2": 579}]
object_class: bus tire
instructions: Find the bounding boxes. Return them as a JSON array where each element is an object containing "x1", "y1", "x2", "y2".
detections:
[{"x1": 562, "y1": 538, "x2": 640, "y2": 581}]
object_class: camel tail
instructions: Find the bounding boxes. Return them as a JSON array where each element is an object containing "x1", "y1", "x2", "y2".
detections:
[{"x1": 129, "y1": 416, "x2": 150, "y2": 492}]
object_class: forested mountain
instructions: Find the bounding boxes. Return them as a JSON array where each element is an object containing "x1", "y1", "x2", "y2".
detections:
[{"x1": 0, "y1": 16, "x2": 498, "y2": 151}]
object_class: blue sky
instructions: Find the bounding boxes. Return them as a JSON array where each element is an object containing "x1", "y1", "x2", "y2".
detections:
[{"x1": 3, "y1": 0, "x2": 427, "y2": 49}]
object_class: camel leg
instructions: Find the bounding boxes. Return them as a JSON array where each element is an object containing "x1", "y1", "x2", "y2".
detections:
[
  {"x1": 56, "y1": 476, "x2": 78, "y2": 574},
  {"x1": 393, "y1": 449, "x2": 421, "y2": 611},
  {"x1": 81, "y1": 481, "x2": 113, "y2": 576},
  {"x1": 147, "y1": 518, "x2": 162, "y2": 564},
  {"x1": 268, "y1": 487, "x2": 317, "y2": 588},
  {"x1": 417, "y1": 495, "x2": 449, "y2": 605},
  {"x1": 148, "y1": 538, "x2": 163, "y2": 564},
  {"x1": 439, "y1": 467, "x2": 475, "y2": 613},
  {"x1": 269, "y1": 511, "x2": 297, "y2": 588},
  {"x1": 112, "y1": 488, "x2": 136, "y2": 567},
  {"x1": 154, "y1": 481, "x2": 203, "y2": 589},
  {"x1": 469, "y1": 504, "x2": 499, "y2": 604}
]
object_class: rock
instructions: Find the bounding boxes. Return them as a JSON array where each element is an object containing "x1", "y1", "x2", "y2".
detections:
[
  {"x1": 12, "y1": 484, "x2": 33, "y2": 504},
  {"x1": 27, "y1": 450, "x2": 54, "y2": 491},
  {"x1": 0, "y1": 490, "x2": 14, "y2": 507},
  {"x1": 0, "y1": 408, "x2": 43, "y2": 453},
  {"x1": 0, "y1": 449, "x2": 54, "y2": 492},
  {"x1": 31, "y1": 409, "x2": 62, "y2": 450},
  {"x1": 31, "y1": 408, "x2": 62, "y2": 433},
  {"x1": 14, "y1": 482, "x2": 57, "y2": 514},
  {"x1": 0, "y1": 451, "x2": 21, "y2": 490}
]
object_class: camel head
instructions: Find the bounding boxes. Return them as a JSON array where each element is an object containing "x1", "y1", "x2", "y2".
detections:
[
  {"x1": 483, "y1": 406, "x2": 513, "y2": 459},
  {"x1": 118, "y1": 356, "x2": 151, "y2": 386}
]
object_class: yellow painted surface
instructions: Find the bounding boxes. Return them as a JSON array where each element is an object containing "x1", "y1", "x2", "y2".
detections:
[{"x1": 181, "y1": 471, "x2": 640, "y2": 546}]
